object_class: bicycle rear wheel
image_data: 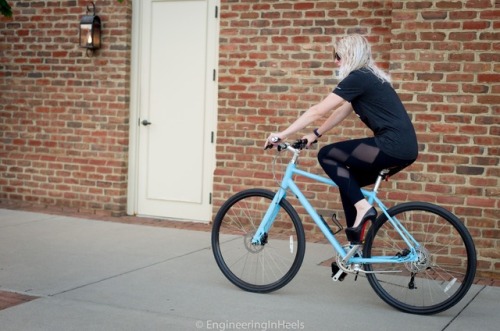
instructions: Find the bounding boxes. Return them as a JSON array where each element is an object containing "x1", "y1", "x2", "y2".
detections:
[
  {"x1": 211, "y1": 189, "x2": 305, "y2": 293},
  {"x1": 363, "y1": 202, "x2": 476, "y2": 315}
]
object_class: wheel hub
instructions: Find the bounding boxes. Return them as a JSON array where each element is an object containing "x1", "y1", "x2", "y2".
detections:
[
  {"x1": 405, "y1": 246, "x2": 431, "y2": 273},
  {"x1": 244, "y1": 232, "x2": 265, "y2": 253}
]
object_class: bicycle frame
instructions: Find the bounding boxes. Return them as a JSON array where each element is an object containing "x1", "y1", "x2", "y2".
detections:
[{"x1": 251, "y1": 148, "x2": 420, "y2": 265}]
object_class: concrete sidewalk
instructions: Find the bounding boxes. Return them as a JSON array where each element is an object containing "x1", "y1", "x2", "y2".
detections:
[{"x1": 0, "y1": 208, "x2": 498, "y2": 331}]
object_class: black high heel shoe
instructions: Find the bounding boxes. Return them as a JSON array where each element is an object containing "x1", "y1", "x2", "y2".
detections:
[{"x1": 345, "y1": 207, "x2": 377, "y2": 244}]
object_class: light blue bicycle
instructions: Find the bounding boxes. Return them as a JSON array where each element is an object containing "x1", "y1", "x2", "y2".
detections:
[{"x1": 212, "y1": 139, "x2": 476, "y2": 315}]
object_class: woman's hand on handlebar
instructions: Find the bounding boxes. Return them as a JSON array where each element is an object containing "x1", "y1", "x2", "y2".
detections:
[
  {"x1": 302, "y1": 133, "x2": 318, "y2": 148},
  {"x1": 264, "y1": 133, "x2": 284, "y2": 150}
]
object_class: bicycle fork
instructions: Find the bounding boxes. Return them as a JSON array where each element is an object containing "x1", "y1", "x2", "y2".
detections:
[
  {"x1": 251, "y1": 187, "x2": 287, "y2": 245},
  {"x1": 251, "y1": 161, "x2": 298, "y2": 245}
]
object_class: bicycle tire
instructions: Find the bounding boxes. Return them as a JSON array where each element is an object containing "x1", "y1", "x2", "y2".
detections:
[
  {"x1": 363, "y1": 201, "x2": 476, "y2": 315},
  {"x1": 211, "y1": 188, "x2": 306, "y2": 293}
]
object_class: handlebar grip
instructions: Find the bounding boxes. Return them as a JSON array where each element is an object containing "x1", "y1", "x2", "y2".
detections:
[{"x1": 290, "y1": 138, "x2": 318, "y2": 150}]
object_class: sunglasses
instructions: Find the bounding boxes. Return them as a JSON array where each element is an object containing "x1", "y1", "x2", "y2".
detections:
[{"x1": 334, "y1": 52, "x2": 341, "y2": 61}]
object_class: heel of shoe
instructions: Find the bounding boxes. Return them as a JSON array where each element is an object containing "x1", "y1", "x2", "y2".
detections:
[
  {"x1": 345, "y1": 207, "x2": 377, "y2": 243},
  {"x1": 345, "y1": 222, "x2": 369, "y2": 243}
]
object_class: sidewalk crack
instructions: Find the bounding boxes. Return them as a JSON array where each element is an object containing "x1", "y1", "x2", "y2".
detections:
[{"x1": 441, "y1": 285, "x2": 486, "y2": 331}]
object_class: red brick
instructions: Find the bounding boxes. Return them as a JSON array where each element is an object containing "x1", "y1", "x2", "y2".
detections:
[
  {"x1": 466, "y1": 0, "x2": 494, "y2": 9},
  {"x1": 478, "y1": 74, "x2": 500, "y2": 83},
  {"x1": 0, "y1": 291, "x2": 38, "y2": 311},
  {"x1": 421, "y1": 11, "x2": 448, "y2": 20},
  {"x1": 464, "y1": 21, "x2": 490, "y2": 30}
]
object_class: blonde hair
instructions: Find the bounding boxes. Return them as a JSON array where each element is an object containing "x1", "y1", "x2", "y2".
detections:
[{"x1": 334, "y1": 34, "x2": 391, "y2": 83}]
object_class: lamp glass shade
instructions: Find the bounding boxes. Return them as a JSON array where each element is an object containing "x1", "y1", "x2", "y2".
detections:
[{"x1": 79, "y1": 15, "x2": 101, "y2": 49}]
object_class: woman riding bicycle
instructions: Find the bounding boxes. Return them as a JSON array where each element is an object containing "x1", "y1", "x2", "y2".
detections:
[{"x1": 265, "y1": 34, "x2": 419, "y2": 243}]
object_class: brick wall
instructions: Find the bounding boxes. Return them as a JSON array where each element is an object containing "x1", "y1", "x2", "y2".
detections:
[
  {"x1": 0, "y1": 0, "x2": 132, "y2": 216},
  {"x1": 215, "y1": 0, "x2": 499, "y2": 278},
  {"x1": 390, "y1": 0, "x2": 499, "y2": 277}
]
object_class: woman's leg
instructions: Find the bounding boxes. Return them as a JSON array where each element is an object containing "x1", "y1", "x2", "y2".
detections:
[{"x1": 318, "y1": 138, "x2": 413, "y2": 228}]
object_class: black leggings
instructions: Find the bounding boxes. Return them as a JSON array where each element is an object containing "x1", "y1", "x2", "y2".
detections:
[{"x1": 318, "y1": 137, "x2": 415, "y2": 227}]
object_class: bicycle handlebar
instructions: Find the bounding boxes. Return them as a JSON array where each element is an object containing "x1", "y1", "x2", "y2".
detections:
[{"x1": 265, "y1": 138, "x2": 315, "y2": 151}]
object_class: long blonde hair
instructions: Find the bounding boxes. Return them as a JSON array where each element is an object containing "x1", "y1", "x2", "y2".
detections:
[{"x1": 334, "y1": 34, "x2": 391, "y2": 83}]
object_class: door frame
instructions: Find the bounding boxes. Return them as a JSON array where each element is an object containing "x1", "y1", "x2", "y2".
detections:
[{"x1": 127, "y1": 0, "x2": 219, "y2": 220}]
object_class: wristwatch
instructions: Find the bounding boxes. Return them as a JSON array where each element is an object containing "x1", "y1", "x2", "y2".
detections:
[{"x1": 313, "y1": 128, "x2": 322, "y2": 138}]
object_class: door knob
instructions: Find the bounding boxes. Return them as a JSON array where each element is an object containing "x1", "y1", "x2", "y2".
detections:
[{"x1": 141, "y1": 119, "x2": 152, "y2": 126}]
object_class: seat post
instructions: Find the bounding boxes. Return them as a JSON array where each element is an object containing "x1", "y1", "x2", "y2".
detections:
[{"x1": 373, "y1": 169, "x2": 390, "y2": 193}]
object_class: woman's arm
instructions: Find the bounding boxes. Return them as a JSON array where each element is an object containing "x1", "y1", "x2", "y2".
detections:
[
  {"x1": 269, "y1": 93, "x2": 346, "y2": 143},
  {"x1": 302, "y1": 101, "x2": 353, "y2": 146},
  {"x1": 315, "y1": 101, "x2": 353, "y2": 136}
]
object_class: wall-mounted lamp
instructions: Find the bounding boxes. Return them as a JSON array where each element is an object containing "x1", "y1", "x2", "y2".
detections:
[{"x1": 79, "y1": 2, "x2": 101, "y2": 56}]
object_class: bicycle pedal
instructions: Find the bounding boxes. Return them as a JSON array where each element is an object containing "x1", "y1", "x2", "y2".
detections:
[{"x1": 331, "y1": 262, "x2": 347, "y2": 282}]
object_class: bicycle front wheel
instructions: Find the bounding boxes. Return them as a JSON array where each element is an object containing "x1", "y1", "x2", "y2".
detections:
[
  {"x1": 363, "y1": 202, "x2": 476, "y2": 315},
  {"x1": 211, "y1": 189, "x2": 305, "y2": 293}
]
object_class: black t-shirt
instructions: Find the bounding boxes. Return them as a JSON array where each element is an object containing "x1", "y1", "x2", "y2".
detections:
[{"x1": 333, "y1": 69, "x2": 418, "y2": 160}]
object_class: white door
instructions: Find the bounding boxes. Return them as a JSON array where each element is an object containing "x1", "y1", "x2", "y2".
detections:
[{"x1": 129, "y1": 0, "x2": 218, "y2": 222}]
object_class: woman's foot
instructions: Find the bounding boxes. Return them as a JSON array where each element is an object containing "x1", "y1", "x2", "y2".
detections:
[
  {"x1": 345, "y1": 207, "x2": 377, "y2": 243},
  {"x1": 352, "y1": 199, "x2": 373, "y2": 228}
]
